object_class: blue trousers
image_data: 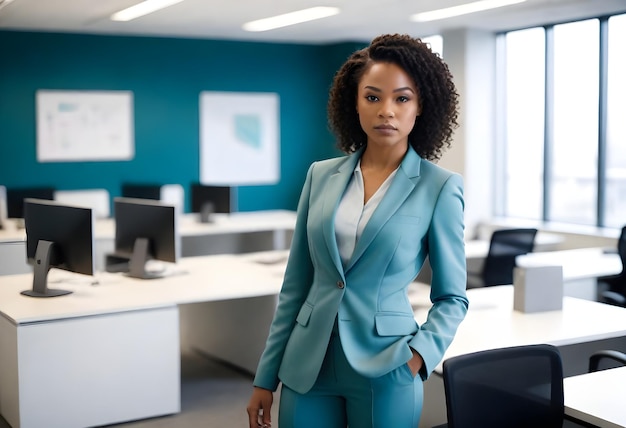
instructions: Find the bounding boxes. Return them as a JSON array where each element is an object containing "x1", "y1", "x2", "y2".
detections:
[{"x1": 278, "y1": 332, "x2": 423, "y2": 428}]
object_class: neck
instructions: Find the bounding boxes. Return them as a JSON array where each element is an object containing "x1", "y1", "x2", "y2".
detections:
[{"x1": 360, "y1": 144, "x2": 407, "y2": 171}]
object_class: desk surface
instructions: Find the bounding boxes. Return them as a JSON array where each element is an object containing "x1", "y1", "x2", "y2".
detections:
[
  {"x1": 564, "y1": 366, "x2": 626, "y2": 428},
  {"x1": 0, "y1": 251, "x2": 288, "y2": 325},
  {"x1": 0, "y1": 210, "x2": 297, "y2": 243},
  {"x1": 516, "y1": 247, "x2": 622, "y2": 281},
  {"x1": 410, "y1": 285, "x2": 626, "y2": 373}
]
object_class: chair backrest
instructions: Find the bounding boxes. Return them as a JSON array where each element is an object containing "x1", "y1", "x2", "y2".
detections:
[
  {"x1": 482, "y1": 228, "x2": 538, "y2": 286},
  {"x1": 617, "y1": 226, "x2": 626, "y2": 274},
  {"x1": 442, "y1": 344, "x2": 564, "y2": 428}
]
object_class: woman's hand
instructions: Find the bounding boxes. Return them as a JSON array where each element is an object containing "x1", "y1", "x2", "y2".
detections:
[
  {"x1": 407, "y1": 347, "x2": 424, "y2": 377},
  {"x1": 247, "y1": 386, "x2": 274, "y2": 428}
]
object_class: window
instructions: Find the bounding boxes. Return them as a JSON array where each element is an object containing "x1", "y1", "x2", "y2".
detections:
[
  {"x1": 550, "y1": 19, "x2": 599, "y2": 226},
  {"x1": 422, "y1": 35, "x2": 443, "y2": 57},
  {"x1": 605, "y1": 13, "x2": 626, "y2": 228},
  {"x1": 499, "y1": 13, "x2": 626, "y2": 229},
  {"x1": 502, "y1": 28, "x2": 545, "y2": 220}
]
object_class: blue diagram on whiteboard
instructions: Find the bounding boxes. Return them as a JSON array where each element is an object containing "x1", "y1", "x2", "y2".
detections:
[{"x1": 234, "y1": 115, "x2": 262, "y2": 149}]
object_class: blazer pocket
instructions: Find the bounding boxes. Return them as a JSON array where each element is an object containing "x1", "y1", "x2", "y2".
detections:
[
  {"x1": 375, "y1": 312, "x2": 418, "y2": 336},
  {"x1": 296, "y1": 302, "x2": 313, "y2": 327}
]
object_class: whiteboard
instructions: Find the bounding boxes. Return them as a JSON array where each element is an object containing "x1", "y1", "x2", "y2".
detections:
[
  {"x1": 199, "y1": 91, "x2": 280, "y2": 185},
  {"x1": 36, "y1": 90, "x2": 134, "y2": 162}
]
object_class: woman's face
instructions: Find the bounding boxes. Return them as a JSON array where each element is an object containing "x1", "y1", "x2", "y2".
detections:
[{"x1": 356, "y1": 61, "x2": 421, "y2": 151}]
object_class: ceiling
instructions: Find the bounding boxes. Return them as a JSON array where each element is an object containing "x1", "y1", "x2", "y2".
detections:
[{"x1": 1, "y1": 0, "x2": 625, "y2": 44}]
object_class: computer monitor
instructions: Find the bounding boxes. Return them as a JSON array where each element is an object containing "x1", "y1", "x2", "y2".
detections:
[
  {"x1": 112, "y1": 197, "x2": 179, "y2": 279},
  {"x1": 7, "y1": 187, "x2": 55, "y2": 219},
  {"x1": 22, "y1": 198, "x2": 95, "y2": 298},
  {"x1": 191, "y1": 184, "x2": 234, "y2": 222},
  {"x1": 121, "y1": 183, "x2": 162, "y2": 200}
]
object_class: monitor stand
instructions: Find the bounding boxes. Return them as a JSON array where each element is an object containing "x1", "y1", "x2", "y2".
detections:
[
  {"x1": 21, "y1": 240, "x2": 73, "y2": 297},
  {"x1": 199, "y1": 202, "x2": 215, "y2": 223},
  {"x1": 126, "y1": 238, "x2": 166, "y2": 279}
]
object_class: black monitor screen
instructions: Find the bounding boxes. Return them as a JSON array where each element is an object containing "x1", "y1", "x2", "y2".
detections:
[
  {"x1": 23, "y1": 198, "x2": 94, "y2": 297},
  {"x1": 114, "y1": 197, "x2": 178, "y2": 279},
  {"x1": 121, "y1": 183, "x2": 162, "y2": 200},
  {"x1": 191, "y1": 184, "x2": 232, "y2": 214},
  {"x1": 7, "y1": 187, "x2": 55, "y2": 219}
]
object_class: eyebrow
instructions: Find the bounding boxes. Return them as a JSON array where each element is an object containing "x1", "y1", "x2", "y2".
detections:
[{"x1": 364, "y1": 85, "x2": 416, "y2": 94}]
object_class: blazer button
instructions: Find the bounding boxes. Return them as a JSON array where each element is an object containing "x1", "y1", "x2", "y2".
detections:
[{"x1": 337, "y1": 280, "x2": 345, "y2": 289}]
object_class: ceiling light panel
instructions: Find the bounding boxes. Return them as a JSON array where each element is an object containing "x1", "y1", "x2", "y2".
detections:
[
  {"x1": 411, "y1": 0, "x2": 527, "y2": 22},
  {"x1": 111, "y1": 0, "x2": 185, "y2": 22},
  {"x1": 243, "y1": 6, "x2": 340, "y2": 32}
]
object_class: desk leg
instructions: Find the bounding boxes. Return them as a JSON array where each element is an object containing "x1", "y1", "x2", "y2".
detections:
[
  {"x1": 0, "y1": 315, "x2": 19, "y2": 427},
  {"x1": 272, "y1": 230, "x2": 293, "y2": 250},
  {"x1": 1, "y1": 307, "x2": 180, "y2": 428}
]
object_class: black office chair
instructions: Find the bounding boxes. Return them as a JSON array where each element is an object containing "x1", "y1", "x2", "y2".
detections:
[
  {"x1": 597, "y1": 225, "x2": 626, "y2": 307},
  {"x1": 440, "y1": 344, "x2": 564, "y2": 428},
  {"x1": 589, "y1": 349, "x2": 626, "y2": 372},
  {"x1": 467, "y1": 228, "x2": 538, "y2": 288}
]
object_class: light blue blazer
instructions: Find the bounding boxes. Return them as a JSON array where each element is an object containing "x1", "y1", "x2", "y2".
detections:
[{"x1": 253, "y1": 146, "x2": 469, "y2": 395}]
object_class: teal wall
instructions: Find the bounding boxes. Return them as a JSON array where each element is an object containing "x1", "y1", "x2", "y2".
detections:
[{"x1": 0, "y1": 30, "x2": 365, "y2": 212}]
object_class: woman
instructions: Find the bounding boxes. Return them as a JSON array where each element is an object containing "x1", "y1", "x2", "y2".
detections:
[{"x1": 247, "y1": 33, "x2": 468, "y2": 428}]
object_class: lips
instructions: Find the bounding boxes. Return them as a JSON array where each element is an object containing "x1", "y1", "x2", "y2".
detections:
[{"x1": 374, "y1": 124, "x2": 397, "y2": 135}]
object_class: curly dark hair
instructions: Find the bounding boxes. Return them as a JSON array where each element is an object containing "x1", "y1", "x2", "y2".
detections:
[{"x1": 328, "y1": 34, "x2": 459, "y2": 161}]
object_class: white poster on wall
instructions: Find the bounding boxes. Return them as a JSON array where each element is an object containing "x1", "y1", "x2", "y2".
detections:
[
  {"x1": 199, "y1": 91, "x2": 280, "y2": 185},
  {"x1": 36, "y1": 90, "x2": 134, "y2": 162}
]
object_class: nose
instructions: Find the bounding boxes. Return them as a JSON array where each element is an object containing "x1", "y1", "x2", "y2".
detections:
[{"x1": 378, "y1": 101, "x2": 395, "y2": 118}]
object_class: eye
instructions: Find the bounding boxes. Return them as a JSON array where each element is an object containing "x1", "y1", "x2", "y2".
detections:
[
  {"x1": 365, "y1": 95, "x2": 379, "y2": 102},
  {"x1": 397, "y1": 96, "x2": 411, "y2": 103}
]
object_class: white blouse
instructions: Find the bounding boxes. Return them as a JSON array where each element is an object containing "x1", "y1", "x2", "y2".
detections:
[{"x1": 334, "y1": 160, "x2": 398, "y2": 267}]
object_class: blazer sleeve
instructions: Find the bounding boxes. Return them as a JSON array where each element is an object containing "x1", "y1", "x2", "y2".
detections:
[
  {"x1": 408, "y1": 173, "x2": 469, "y2": 380},
  {"x1": 252, "y1": 163, "x2": 316, "y2": 391}
]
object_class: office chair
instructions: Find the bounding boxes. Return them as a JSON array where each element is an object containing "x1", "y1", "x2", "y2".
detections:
[
  {"x1": 589, "y1": 349, "x2": 626, "y2": 372},
  {"x1": 467, "y1": 228, "x2": 538, "y2": 288},
  {"x1": 439, "y1": 344, "x2": 564, "y2": 428},
  {"x1": 597, "y1": 225, "x2": 626, "y2": 307}
]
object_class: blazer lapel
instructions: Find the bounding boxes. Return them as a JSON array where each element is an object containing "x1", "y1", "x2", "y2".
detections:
[
  {"x1": 322, "y1": 150, "x2": 362, "y2": 275},
  {"x1": 345, "y1": 147, "x2": 422, "y2": 272}
]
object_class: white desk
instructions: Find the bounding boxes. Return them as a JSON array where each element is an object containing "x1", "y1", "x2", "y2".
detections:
[
  {"x1": 564, "y1": 366, "x2": 626, "y2": 428},
  {"x1": 418, "y1": 234, "x2": 565, "y2": 284},
  {"x1": 462, "y1": 244, "x2": 621, "y2": 300},
  {"x1": 0, "y1": 210, "x2": 297, "y2": 275},
  {"x1": 411, "y1": 285, "x2": 626, "y2": 428},
  {"x1": 516, "y1": 247, "x2": 622, "y2": 300},
  {"x1": 0, "y1": 210, "x2": 296, "y2": 243},
  {"x1": 0, "y1": 252, "x2": 286, "y2": 428}
]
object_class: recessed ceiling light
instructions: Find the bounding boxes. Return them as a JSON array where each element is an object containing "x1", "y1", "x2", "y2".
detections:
[
  {"x1": 243, "y1": 7, "x2": 340, "y2": 32},
  {"x1": 111, "y1": 0, "x2": 185, "y2": 22},
  {"x1": 411, "y1": 0, "x2": 527, "y2": 22}
]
